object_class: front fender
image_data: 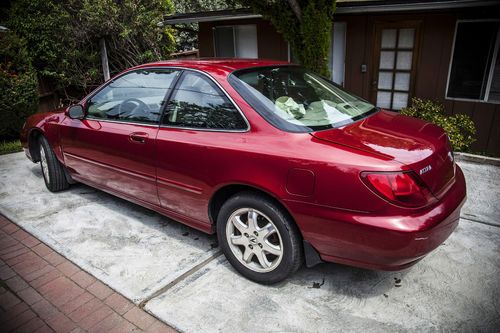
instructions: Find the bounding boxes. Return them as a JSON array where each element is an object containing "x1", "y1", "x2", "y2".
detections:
[{"x1": 22, "y1": 109, "x2": 67, "y2": 163}]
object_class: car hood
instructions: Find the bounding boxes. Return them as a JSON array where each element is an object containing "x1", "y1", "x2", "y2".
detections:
[{"x1": 311, "y1": 110, "x2": 455, "y2": 195}]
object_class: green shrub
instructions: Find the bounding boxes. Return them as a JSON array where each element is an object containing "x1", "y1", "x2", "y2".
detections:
[
  {"x1": 0, "y1": 32, "x2": 38, "y2": 140},
  {"x1": 401, "y1": 98, "x2": 476, "y2": 152},
  {"x1": 0, "y1": 140, "x2": 22, "y2": 155}
]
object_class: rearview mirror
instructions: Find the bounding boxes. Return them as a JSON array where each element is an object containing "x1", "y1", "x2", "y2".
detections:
[{"x1": 68, "y1": 105, "x2": 85, "y2": 120}]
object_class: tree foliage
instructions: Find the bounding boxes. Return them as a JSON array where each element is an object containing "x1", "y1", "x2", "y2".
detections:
[
  {"x1": 401, "y1": 98, "x2": 476, "y2": 152},
  {"x1": 243, "y1": 0, "x2": 336, "y2": 76},
  {"x1": 0, "y1": 31, "x2": 38, "y2": 139},
  {"x1": 7, "y1": 0, "x2": 176, "y2": 98}
]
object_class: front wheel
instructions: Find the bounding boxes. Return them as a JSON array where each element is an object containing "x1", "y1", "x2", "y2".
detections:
[
  {"x1": 39, "y1": 136, "x2": 69, "y2": 192},
  {"x1": 217, "y1": 192, "x2": 303, "y2": 284}
]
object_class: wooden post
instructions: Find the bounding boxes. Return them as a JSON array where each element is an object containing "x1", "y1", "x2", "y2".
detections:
[{"x1": 99, "y1": 38, "x2": 110, "y2": 81}]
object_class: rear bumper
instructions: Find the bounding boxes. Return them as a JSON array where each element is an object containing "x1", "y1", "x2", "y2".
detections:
[{"x1": 286, "y1": 166, "x2": 466, "y2": 271}]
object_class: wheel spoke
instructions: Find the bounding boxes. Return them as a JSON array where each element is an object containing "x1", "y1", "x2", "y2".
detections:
[
  {"x1": 262, "y1": 241, "x2": 281, "y2": 256},
  {"x1": 259, "y1": 223, "x2": 276, "y2": 239},
  {"x1": 231, "y1": 215, "x2": 247, "y2": 234},
  {"x1": 254, "y1": 249, "x2": 271, "y2": 268},
  {"x1": 230, "y1": 235, "x2": 246, "y2": 246},
  {"x1": 40, "y1": 146, "x2": 50, "y2": 183},
  {"x1": 247, "y1": 210, "x2": 259, "y2": 231},
  {"x1": 242, "y1": 247, "x2": 254, "y2": 263}
]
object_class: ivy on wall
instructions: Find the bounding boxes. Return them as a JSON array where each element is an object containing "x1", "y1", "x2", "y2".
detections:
[{"x1": 244, "y1": 0, "x2": 337, "y2": 77}]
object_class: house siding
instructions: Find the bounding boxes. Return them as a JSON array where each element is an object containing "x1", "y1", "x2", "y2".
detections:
[{"x1": 197, "y1": 7, "x2": 500, "y2": 156}]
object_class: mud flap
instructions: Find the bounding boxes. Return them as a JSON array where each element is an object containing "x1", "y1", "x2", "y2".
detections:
[{"x1": 303, "y1": 240, "x2": 323, "y2": 268}]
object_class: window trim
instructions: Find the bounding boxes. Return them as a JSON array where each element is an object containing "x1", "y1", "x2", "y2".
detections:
[
  {"x1": 80, "y1": 66, "x2": 250, "y2": 132},
  {"x1": 83, "y1": 68, "x2": 182, "y2": 126},
  {"x1": 445, "y1": 19, "x2": 500, "y2": 104},
  {"x1": 159, "y1": 68, "x2": 251, "y2": 133}
]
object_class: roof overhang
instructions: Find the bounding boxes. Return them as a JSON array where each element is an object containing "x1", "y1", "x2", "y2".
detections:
[{"x1": 161, "y1": 0, "x2": 499, "y2": 25}]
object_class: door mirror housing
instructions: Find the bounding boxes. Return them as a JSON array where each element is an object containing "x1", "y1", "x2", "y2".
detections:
[{"x1": 67, "y1": 105, "x2": 85, "y2": 120}]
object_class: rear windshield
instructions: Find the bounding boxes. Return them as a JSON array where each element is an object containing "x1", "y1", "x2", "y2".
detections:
[{"x1": 228, "y1": 66, "x2": 377, "y2": 132}]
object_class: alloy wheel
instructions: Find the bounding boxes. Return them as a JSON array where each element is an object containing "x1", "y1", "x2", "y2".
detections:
[{"x1": 225, "y1": 208, "x2": 283, "y2": 273}]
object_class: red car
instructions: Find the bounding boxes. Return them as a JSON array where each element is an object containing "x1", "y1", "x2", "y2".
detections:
[{"x1": 20, "y1": 59, "x2": 466, "y2": 284}]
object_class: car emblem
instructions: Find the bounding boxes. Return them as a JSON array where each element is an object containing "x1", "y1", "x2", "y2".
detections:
[
  {"x1": 249, "y1": 237, "x2": 258, "y2": 244},
  {"x1": 419, "y1": 165, "x2": 432, "y2": 175}
]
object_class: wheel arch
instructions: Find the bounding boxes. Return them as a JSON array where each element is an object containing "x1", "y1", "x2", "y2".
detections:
[{"x1": 208, "y1": 183, "x2": 301, "y2": 236}]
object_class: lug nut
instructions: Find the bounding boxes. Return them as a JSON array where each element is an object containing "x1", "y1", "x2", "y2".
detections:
[
  {"x1": 249, "y1": 245, "x2": 253, "y2": 249},
  {"x1": 258, "y1": 243, "x2": 263, "y2": 248},
  {"x1": 254, "y1": 231, "x2": 258, "y2": 236},
  {"x1": 244, "y1": 233, "x2": 249, "y2": 237}
]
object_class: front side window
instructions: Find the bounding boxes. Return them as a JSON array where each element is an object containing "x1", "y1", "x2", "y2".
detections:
[
  {"x1": 229, "y1": 66, "x2": 377, "y2": 132},
  {"x1": 87, "y1": 69, "x2": 179, "y2": 124},
  {"x1": 163, "y1": 72, "x2": 247, "y2": 130},
  {"x1": 447, "y1": 21, "x2": 500, "y2": 102}
]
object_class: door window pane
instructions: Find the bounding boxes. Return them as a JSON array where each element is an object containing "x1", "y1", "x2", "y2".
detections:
[
  {"x1": 392, "y1": 92, "x2": 409, "y2": 110},
  {"x1": 376, "y1": 26, "x2": 418, "y2": 109},
  {"x1": 87, "y1": 70, "x2": 178, "y2": 124},
  {"x1": 395, "y1": 72, "x2": 411, "y2": 91},
  {"x1": 380, "y1": 51, "x2": 395, "y2": 69},
  {"x1": 214, "y1": 27, "x2": 235, "y2": 57},
  {"x1": 377, "y1": 91, "x2": 392, "y2": 109},
  {"x1": 396, "y1": 51, "x2": 413, "y2": 70},
  {"x1": 381, "y1": 29, "x2": 397, "y2": 48},
  {"x1": 398, "y1": 29, "x2": 415, "y2": 48},
  {"x1": 164, "y1": 72, "x2": 247, "y2": 130},
  {"x1": 378, "y1": 72, "x2": 393, "y2": 90}
]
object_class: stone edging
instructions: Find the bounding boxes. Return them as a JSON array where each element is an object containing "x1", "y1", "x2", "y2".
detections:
[{"x1": 454, "y1": 152, "x2": 500, "y2": 166}]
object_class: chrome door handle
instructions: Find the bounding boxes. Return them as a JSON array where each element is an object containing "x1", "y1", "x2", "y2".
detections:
[{"x1": 129, "y1": 132, "x2": 148, "y2": 144}]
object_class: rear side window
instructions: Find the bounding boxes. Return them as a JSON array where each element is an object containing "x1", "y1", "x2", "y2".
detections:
[
  {"x1": 162, "y1": 71, "x2": 247, "y2": 130},
  {"x1": 87, "y1": 69, "x2": 179, "y2": 124}
]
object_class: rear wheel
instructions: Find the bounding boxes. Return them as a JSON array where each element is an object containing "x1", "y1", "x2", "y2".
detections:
[
  {"x1": 217, "y1": 192, "x2": 303, "y2": 284},
  {"x1": 39, "y1": 136, "x2": 69, "y2": 192}
]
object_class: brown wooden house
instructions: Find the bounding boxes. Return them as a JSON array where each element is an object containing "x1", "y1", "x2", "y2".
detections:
[{"x1": 163, "y1": 0, "x2": 500, "y2": 156}]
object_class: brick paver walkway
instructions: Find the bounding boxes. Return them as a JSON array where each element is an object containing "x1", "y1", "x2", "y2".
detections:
[{"x1": 0, "y1": 215, "x2": 177, "y2": 332}]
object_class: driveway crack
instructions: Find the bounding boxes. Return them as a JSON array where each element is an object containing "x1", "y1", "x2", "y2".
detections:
[{"x1": 138, "y1": 250, "x2": 223, "y2": 309}]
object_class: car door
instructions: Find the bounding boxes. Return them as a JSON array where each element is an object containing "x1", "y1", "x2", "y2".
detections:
[
  {"x1": 60, "y1": 68, "x2": 181, "y2": 205},
  {"x1": 156, "y1": 70, "x2": 249, "y2": 225}
]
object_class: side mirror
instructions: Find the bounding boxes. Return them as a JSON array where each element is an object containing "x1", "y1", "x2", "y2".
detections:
[{"x1": 67, "y1": 105, "x2": 85, "y2": 120}]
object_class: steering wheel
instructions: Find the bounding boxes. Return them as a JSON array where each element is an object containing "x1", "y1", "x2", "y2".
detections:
[{"x1": 117, "y1": 98, "x2": 150, "y2": 119}]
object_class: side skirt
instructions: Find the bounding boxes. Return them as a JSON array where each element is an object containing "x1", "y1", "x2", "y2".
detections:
[{"x1": 71, "y1": 174, "x2": 215, "y2": 234}]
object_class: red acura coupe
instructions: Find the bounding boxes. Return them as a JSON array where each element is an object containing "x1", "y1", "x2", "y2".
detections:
[{"x1": 20, "y1": 59, "x2": 466, "y2": 284}]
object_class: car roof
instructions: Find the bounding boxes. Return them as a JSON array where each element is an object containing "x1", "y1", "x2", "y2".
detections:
[{"x1": 135, "y1": 58, "x2": 293, "y2": 73}]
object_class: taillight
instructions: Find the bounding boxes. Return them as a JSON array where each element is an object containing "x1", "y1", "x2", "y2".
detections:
[{"x1": 360, "y1": 171, "x2": 434, "y2": 208}]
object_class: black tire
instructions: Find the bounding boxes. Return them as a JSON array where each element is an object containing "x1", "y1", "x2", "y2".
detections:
[
  {"x1": 39, "y1": 136, "x2": 69, "y2": 192},
  {"x1": 217, "y1": 191, "x2": 303, "y2": 284}
]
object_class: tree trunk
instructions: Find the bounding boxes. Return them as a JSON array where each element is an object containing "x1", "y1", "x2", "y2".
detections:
[{"x1": 100, "y1": 38, "x2": 110, "y2": 81}]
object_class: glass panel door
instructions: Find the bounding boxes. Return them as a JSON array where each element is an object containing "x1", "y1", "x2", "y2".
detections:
[{"x1": 373, "y1": 23, "x2": 420, "y2": 110}]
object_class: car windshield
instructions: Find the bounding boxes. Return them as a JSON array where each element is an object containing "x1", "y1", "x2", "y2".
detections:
[{"x1": 228, "y1": 66, "x2": 377, "y2": 132}]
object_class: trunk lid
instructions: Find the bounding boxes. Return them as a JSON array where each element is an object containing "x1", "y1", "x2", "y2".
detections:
[{"x1": 312, "y1": 110, "x2": 455, "y2": 196}]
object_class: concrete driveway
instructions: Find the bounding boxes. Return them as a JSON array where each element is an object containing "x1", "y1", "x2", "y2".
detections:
[{"x1": 0, "y1": 152, "x2": 499, "y2": 332}]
